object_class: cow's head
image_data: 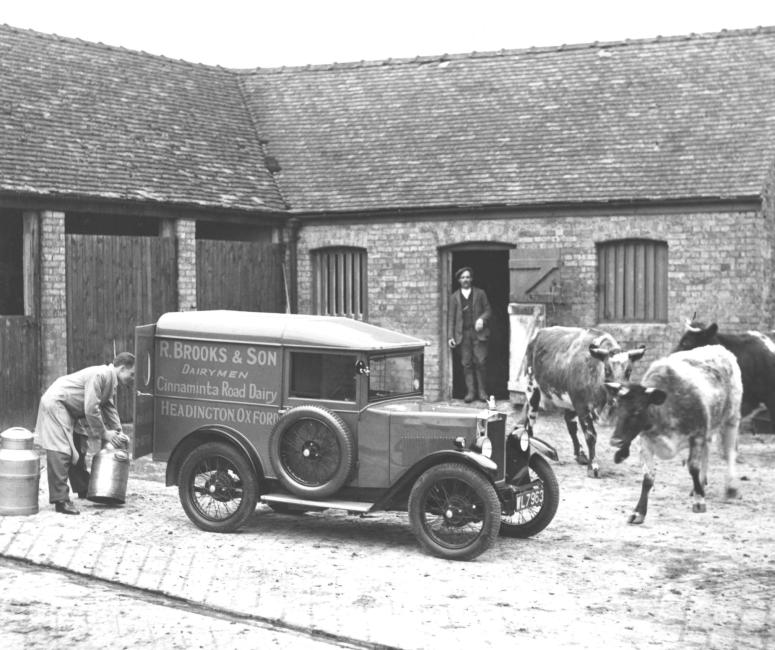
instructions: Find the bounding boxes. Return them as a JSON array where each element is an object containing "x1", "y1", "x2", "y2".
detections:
[
  {"x1": 588, "y1": 342, "x2": 646, "y2": 382},
  {"x1": 673, "y1": 319, "x2": 719, "y2": 352},
  {"x1": 604, "y1": 381, "x2": 667, "y2": 462}
]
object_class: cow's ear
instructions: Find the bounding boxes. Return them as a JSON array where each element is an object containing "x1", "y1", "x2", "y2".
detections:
[
  {"x1": 707, "y1": 323, "x2": 719, "y2": 337},
  {"x1": 628, "y1": 346, "x2": 646, "y2": 361},
  {"x1": 644, "y1": 387, "x2": 667, "y2": 405},
  {"x1": 589, "y1": 345, "x2": 610, "y2": 362}
]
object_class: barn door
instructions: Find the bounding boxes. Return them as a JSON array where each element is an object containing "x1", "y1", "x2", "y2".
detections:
[
  {"x1": 66, "y1": 234, "x2": 177, "y2": 423},
  {"x1": 196, "y1": 239, "x2": 285, "y2": 312},
  {"x1": 508, "y1": 248, "x2": 561, "y2": 303}
]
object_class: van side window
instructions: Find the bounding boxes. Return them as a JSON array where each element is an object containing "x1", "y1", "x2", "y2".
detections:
[{"x1": 290, "y1": 353, "x2": 357, "y2": 401}]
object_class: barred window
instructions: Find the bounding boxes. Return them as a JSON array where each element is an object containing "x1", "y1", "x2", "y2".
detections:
[
  {"x1": 597, "y1": 239, "x2": 667, "y2": 323},
  {"x1": 312, "y1": 247, "x2": 367, "y2": 320}
]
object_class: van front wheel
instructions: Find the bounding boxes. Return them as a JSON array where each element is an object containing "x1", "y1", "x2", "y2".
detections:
[{"x1": 178, "y1": 441, "x2": 259, "y2": 532}]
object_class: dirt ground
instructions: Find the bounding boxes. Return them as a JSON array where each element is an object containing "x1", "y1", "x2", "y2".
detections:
[{"x1": 1, "y1": 408, "x2": 773, "y2": 649}]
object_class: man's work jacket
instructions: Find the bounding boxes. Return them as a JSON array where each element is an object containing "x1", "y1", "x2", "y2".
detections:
[
  {"x1": 448, "y1": 287, "x2": 492, "y2": 345},
  {"x1": 35, "y1": 364, "x2": 122, "y2": 460}
]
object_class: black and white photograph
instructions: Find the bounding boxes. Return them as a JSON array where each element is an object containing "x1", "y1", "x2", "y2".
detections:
[{"x1": 1, "y1": 1, "x2": 774, "y2": 648}]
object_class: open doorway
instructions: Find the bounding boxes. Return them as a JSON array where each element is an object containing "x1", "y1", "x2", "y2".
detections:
[{"x1": 448, "y1": 248, "x2": 510, "y2": 400}]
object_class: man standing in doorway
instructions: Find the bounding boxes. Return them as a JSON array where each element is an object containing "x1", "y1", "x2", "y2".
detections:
[{"x1": 448, "y1": 267, "x2": 492, "y2": 403}]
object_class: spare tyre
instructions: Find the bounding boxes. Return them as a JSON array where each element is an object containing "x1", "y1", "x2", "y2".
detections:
[{"x1": 269, "y1": 405, "x2": 356, "y2": 498}]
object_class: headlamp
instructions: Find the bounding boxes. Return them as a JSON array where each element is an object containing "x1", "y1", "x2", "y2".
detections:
[{"x1": 474, "y1": 434, "x2": 493, "y2": 458}]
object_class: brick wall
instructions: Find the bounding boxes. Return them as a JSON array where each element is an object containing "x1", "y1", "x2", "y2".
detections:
[
  {"x1": 175, "y1": 219, "x2": 197, "y2": 311},
  {"x1": 39, "y1": 210, "x2": 67, "y2": 389},
  {"x1": 296, "y1": 207, "x2": 771, "y2": 399}
]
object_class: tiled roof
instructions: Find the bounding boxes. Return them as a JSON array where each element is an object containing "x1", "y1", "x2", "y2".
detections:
[
  {"x1": 242, "y1": 27, "x2": 775, "y2": 212},
  {"x1": 4, "y1": 24, "x2": 775, "y2": 215},
  {"x1": 0, "y1": 25, "x2": 286, "y2": 213}
]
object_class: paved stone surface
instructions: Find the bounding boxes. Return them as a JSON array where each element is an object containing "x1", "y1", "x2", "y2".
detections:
[
  {"x1": 0, "y1": 558, "x2": 352, "y2": 650},
  {"x1": 1, "y1": 409, "x2": 773, "y2": 649}
]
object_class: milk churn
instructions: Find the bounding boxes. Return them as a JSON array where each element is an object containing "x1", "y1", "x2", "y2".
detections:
[
  {"x1": 0, "y1": 427, "x2": 40, "y2": 516},
  {"x1": 87, "y1": 444, "x2": 130, "y2": 505}
]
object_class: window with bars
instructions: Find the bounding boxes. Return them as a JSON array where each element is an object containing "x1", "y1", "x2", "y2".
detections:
[
  {"x1": 312, "y1": 247, "x2": 368, "y2": 320},
  {"x1": 597, "y1": 239, "x2": 668, "y2": 323}
]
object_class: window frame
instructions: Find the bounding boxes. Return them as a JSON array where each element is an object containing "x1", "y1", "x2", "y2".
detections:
[
  {"x1": 312, "y1": 247, "x2": 368, "y2": 320},
  {"x1": 597, "y1": 238, "x2": 668, "y2": 323}
]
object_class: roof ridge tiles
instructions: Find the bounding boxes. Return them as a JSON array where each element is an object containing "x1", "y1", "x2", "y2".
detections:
[
  {"x1": 0, "y1": 22, "x2": 230, "y2": 71},
  {"x1": 249, "y1": 24, "x2": 775, "y2": 74},
  {"x1": 4, "y1": 21, "x2": 775, "y2": 74}
]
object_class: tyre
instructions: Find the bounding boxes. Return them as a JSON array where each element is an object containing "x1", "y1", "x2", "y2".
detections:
[
  {"x1": 269, "y1": 405, "x2": 356, "y2": 499},
  {"x1": 499, "y1": 453, "x2": 559, "y2": 538},
  {"x1": 408, "y1": 462, "x2": 501, "y2": 561},
  {"x1": 178, "y1": 441, "x2": 259, "y2": 533}
]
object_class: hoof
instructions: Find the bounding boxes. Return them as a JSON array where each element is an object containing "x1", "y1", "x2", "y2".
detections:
[
  {"x1": 575, "y1": 452, "x2": 589, "y2": 465},
  {"x1": 726, "y1": 486, "x2": 740, "y2": 499},
  {"x1": 692, "y1": 503, "x2": 707, "y2": 513},
  {"x1": 587, "y1": 464, "x2": 600, "y2": 478},
  {"x1": 627, "y1": 512, "x2": 645, "y2": 525}
]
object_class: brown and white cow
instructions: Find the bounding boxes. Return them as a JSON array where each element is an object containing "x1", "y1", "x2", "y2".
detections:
[
  {"x1": 605, "y1": 345, "x2": 742, "y2": 524},
  {"x1": 522, "y1": 326, "x2": 646, "y2": 477}
]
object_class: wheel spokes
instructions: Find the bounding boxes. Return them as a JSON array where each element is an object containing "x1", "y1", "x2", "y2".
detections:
[
  {"x1": 422, "y1": 478, "x2": 486, "y2": 549},
  {"x1": 191, "y1": 455, "x2": 244, "y2": 521},
  {"x1": 280, "y1": 419, "x2": 340, "y2": 486}
]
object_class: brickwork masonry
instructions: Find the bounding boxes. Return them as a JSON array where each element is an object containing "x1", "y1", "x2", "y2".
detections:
[
  {"x1": 296, "y1": 209, "x2": 770, "y2": 397},
  {"x1": 39, "y1": 211, "x2": 68, "y2": 388}
]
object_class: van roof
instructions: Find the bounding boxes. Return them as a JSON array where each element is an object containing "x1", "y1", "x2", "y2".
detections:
[{"x1": 154, "y1": 310, "x2": 426, "y2": 351}]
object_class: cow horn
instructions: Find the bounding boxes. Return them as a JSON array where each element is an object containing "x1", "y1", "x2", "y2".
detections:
[
  {"x1": 618, "y1": 386, "x2": 630, "y2": 397},
  {"x1": 684, "y1": 318, "x2": 702, "y2": 332}
]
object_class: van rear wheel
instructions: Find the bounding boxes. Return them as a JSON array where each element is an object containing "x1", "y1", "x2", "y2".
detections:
[{"x1": 178, "y1": 441, "x2": 258, "y2": 532}]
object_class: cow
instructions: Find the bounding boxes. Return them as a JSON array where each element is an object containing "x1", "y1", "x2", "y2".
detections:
[
  {"x1": 521, "y1": 326, "x2": 646, "y2": 478},
  {"x1": 605, "y1": 345, "x2": 742, "y2": 524},
  {"x1": 674, "y1": 319, "x2": 775, "y2": 426}
]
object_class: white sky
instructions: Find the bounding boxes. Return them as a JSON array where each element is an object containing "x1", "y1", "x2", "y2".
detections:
[{"x1": 3, "y1": 0, "x2": 775, "y2": 68}]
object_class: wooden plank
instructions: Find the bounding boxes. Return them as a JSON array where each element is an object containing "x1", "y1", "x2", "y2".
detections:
[{"x1": 67, "y1": 234, "x2": 179, "y2": 422}]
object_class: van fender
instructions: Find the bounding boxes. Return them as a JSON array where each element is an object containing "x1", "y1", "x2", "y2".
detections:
[
  {"x1": 165, "y1": 425, "x2": 264, "y2": 487},
  {"x1": 371, "y1": 450, "x2": 497, "y2": 511},
  {"x1": 530, "y1": 435, "x2": 559, "y2": 462}
]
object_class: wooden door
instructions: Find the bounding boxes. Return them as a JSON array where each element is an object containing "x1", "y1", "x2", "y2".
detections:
[{"x1": 66, "y1": 234, "x2": 177, "y2": 422}]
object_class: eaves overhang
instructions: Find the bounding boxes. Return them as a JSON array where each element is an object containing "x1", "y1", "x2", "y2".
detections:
[
  {"x1": 0, "y1": 190, "x2": 290, "y2": 225},
  {"x1": 286, "y1": 195, "x2": 765, "y2": 224}
]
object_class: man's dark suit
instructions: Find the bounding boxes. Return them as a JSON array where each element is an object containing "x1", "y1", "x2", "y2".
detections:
[{"x1": 448, "y1": 286, "x2": 492, "y2": 401}]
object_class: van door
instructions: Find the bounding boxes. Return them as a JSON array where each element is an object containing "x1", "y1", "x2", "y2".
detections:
[{"x1": 133, "y1": 323, "x2": 156, "y2": 458}]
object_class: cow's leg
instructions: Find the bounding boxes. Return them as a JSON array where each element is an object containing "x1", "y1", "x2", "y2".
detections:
[
  {"x1": 687, "y1": 435, "x2": 708, "y2": 513},
  {"x1": 629, "y1": 446, "x2": 654, "y2": 524},
  {"x1": 578, "y1": 411, "x2": 600, "y2": 478},
  {"x1": 563, "y1": 410, "x2": 588, "y2": 465},
  {"x1": 721, "y1": 412, "x2": 741, "y2": 499},
  {"x1": 522, "y1": 383, "x2": 541, "y2": 436}
]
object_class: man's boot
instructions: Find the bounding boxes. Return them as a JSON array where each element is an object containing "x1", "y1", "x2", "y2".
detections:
[
  {"x1": 476, "y1": 368, "x2": 489, "y2": 403},
  {"x1": 463, "y1": 370, "x2": 476, "y2": 403}
]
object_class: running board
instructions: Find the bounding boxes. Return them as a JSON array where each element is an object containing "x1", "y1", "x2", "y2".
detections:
[{"x1": 261, "y1": 493, "x2": 375, "y2": 514}]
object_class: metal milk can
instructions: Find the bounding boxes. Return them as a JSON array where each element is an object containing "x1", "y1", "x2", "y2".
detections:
[
  {"x1": 87, "y1": 444, "x2": 130, "y2": 505},
  {"x1": 0, "y1": 427, "x2": 40, "y2": 516}
]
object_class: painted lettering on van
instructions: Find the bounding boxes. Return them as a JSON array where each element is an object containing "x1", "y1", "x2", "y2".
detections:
[
  {"x1": 159, "y1": 399, "x2": 280, "y2": 426},
  {"x1": 158, "y1": 340, "x2": 228, "y2": 363},
  {"x1": 181, "y1": 364, "x2": 249, "y2": 379}
]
